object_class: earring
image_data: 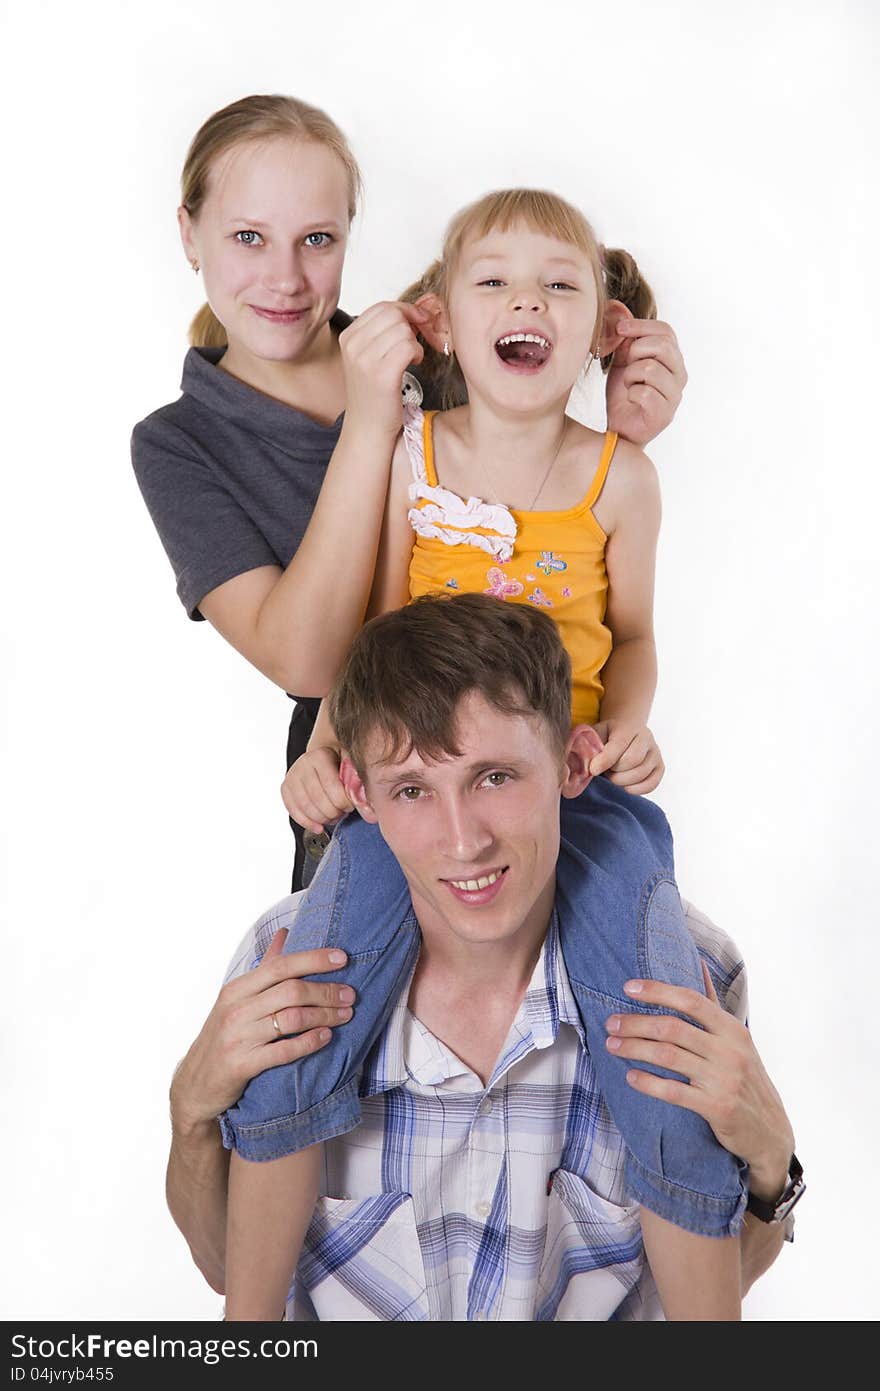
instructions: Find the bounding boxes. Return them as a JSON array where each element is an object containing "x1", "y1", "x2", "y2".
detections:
[
  {"x1": 190, "y1": 259, "x2": 199, "y2": 274},
  {"x1": 443, "y1": 339, "x2": 451, "y2": 358}
]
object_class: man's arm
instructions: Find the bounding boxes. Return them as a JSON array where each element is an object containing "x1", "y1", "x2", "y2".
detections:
[
  {"x1": 165, "y1": 928, "x2": 356, "y2": 1293},
  {"x1": 605, "y1": 962, "x2": 796, "y2": 1295}
]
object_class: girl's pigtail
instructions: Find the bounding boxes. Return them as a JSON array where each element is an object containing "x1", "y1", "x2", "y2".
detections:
[
  {"x1": 599, "y1": 247, "x2": 657, "y2": 371},
  {"x1": 399, "y1": 261, "x2": 468, "y2": 410},
  {"x1": 188, "y1": 302, "x2": 228, "y2": 348}
]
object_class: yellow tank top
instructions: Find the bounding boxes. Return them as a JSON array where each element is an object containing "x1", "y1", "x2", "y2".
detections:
[{"x1": 405, "y1": 409, "x2": 616, "y2": 726}]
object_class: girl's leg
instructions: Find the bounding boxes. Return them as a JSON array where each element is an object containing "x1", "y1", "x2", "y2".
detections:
[
  {"x1": 557, "y1": 778, "x2": 747, "y2": 1238},
  {"x1": 223, "y1": 813, "x2": 419, "y2": 1161}
]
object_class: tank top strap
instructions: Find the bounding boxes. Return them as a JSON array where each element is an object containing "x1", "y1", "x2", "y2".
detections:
[
  {"x1": 401, "y1": 406, "x2": 440, "y2": 489},
  {"x1": 582, "y1": 430, "x2": 619, "y2": 510}
]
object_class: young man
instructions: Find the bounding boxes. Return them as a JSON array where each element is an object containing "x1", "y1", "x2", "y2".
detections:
[{"x1": 210, "y1": 593, "x2": 800, "y2": 1320}]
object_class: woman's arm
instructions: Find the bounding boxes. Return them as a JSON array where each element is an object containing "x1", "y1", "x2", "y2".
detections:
[
  {"x1": 604, "y1": 319, "x2": 687, "y2": 448},
  {"x1": 166, "y1": 930, "x2": 355, "y2": 1292},
  {"x1": 279, "y1": 432, "x2": 416, "y2": 831},
  {"x1": 589, "y1": 441, "x2": 663, "y2": 791},
  {"x1": 199, "y1": 303, "x2": 426, "y2": 696}
]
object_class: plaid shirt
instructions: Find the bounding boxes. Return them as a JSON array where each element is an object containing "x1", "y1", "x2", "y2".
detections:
[{"x1": 226, "y1": 897, "x2": 747, "y2": 1321}]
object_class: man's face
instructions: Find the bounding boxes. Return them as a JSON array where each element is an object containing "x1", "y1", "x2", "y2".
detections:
[{"x1": 354, "y1": 691, "x2": 568, "y2": 950}]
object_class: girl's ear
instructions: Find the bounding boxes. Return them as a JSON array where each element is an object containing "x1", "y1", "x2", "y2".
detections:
[
  {"x1": 339, "y1": 756, "x2": 379, "y2": 824},
  {"x1": 560, "y1": 724, "x2": 604, "y2": 798},
  {"x1": 414, "y1": 292, "x2": 451, "y2": 355},
  {"x1": 595, "y1": 299, "x2": 634, "y2": 360}
]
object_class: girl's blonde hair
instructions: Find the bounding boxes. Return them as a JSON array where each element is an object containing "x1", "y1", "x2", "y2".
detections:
[
  {"x1": 181, "y1": 94, "x2": 363, "y2": 348},
  {"x1": 401, "y1": 188, "x2": 656, "y2": 409}
]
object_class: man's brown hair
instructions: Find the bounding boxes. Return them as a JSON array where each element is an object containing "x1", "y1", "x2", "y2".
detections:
[{"x1": 328, "y1": 592, "x2": 572, "y2": 775}]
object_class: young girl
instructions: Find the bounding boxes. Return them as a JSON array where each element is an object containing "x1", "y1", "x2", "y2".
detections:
[{"x1": 221, "y1": 189, "x2": 747, "y2": 1319}]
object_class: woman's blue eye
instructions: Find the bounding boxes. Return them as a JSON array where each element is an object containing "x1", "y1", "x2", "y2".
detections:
[
  {"x1": 235, "y1": 230, "x2": 263, "y2": 246},
  {"x1": 305, "y1": 232, "x2": 333, "y2": 247}
]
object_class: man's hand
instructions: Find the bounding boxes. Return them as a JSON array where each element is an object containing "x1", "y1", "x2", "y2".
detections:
[
  {"x1": 169, "y1": 930, "x2": 356, "y2": 1134},
  {"x1": 589, "y1": 719, "x2": 664, "y2": 795},
  {"x1": 281, "y1": 746, "x2": 353, "y2": 833},
  {"x1": 604, "y1": 319, "x2": 687, "y2": 447},
  {"x1": 605, "y1": 963, "x2": 795, "y2": 1200}
]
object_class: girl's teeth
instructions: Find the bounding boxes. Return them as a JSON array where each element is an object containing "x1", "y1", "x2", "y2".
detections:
[{"x1": 497, "y1": 332, "x2": 550, "y2": 348}]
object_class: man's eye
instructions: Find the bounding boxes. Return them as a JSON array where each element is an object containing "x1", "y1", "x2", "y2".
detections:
[
  {"x1": 234, "y1": 230, "x2": 263, "y2": 246},
  {"x1": 305, "y1": 232, "x2": 333, "y2": 247},
  {"x1": 482, "y1": 772, "x2": 510, "y2": 788},
  {"x1": 397, "y1": 786, "x2": 423, "y2": 801}
]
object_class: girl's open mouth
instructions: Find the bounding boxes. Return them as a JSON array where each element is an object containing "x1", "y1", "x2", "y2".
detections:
[{"x1": 495, "y1": 331, "x2": 553, "y2": 371}]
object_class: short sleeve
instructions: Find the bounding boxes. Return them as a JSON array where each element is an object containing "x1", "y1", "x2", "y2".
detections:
[{"x1": 131, "y1": 413, "x2": 280, "y2": 620}]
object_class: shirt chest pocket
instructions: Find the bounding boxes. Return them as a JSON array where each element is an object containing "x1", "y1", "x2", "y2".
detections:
[
  {"x1": 536, "y1": 1170, "x2": 644, "y2": 1322},
  {"x1": 294, "y1": 1192, "x2": 429, "y2": 1322}
]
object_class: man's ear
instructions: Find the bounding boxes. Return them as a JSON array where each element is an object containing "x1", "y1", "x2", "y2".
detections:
[
  {"x1": 414, "y1": 292, "x2": 451, "y2": 355},
  {"x1": 560, "y1": 724, "x2": 604, "y2": 799},
  {"x1": 339, "y1": 756, "x2": 379, "y2": 824},
  {"x1": 594, "y1": 299, "x2": 634, "y2": 361}
]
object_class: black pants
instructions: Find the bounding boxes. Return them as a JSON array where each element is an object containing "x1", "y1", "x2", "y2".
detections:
[{"x1": 285, "y1": 696, "x2": 321, "y2": 891}]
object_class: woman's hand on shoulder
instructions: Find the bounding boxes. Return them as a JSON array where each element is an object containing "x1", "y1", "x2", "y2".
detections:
[
  {"x1": 169, "y1": 931, "x2": 356, "y2": 1134},
  {"x1": 281, "y1": 746, "x2": 352, "y2": 833},
  {"x1": 339, "y1": 301, "x2": 430, "y2": 440},
  {"x1": 604, "y1": 319, "x2": 687, "y2": 447}
]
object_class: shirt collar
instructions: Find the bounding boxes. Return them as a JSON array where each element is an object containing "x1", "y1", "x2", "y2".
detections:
[
  {"x1": 360, "y1": 910, "x2": 585, "y2": 1098},
  {"x1": 180, "y1": 309, "x2": 352, "y2": 449}
]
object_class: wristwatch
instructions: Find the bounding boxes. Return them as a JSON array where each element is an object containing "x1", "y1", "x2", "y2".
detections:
[{"x1": 746, "y1": 1154, "x2": 805, "y2": 1223}]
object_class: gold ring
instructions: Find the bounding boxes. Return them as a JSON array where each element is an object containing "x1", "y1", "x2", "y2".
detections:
[{"x1": 271, "y1": 1011, "x2": 282, "y2": 1036}]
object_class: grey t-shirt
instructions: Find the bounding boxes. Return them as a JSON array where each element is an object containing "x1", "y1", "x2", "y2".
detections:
[{"x1": 131, "y1": 310, "x2": 354, "y2": 621}]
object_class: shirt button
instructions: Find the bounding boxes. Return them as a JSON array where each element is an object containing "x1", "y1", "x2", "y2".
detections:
[
  {"x1": 475, "y1": 1200, "x2": 492, "y2": 1219},
  {"x1": 479, "y1": 1097, "x2": 494, "y2": 1116}
]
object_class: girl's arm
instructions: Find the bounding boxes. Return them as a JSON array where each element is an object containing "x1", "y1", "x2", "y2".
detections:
[
  {"x1": 199, "y1": 303, "x2": 426, "y2": 697},
  {"x1": 281, "y1": 432, "x2": 416, "y2": 831},
  {"x1": 590, "y1": 441, "x2": 663, "y2": 792},
  {"x1": 225, "y1": 1146, "x2": 322, "y2": 1320},
  {"x1": 640, "y1": 1210, "x2": 742, "y2": 1320}
]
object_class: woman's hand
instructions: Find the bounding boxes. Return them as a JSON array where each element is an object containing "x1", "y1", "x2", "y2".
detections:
[
  {"x1": 339, "y1": 300, "x2": 429, "y2": 440},
  {"x1": 281, "y1": 746, "x2": 352, "y2": 833},
  {"x1": 590, "y1": 718, "x2": 664, "y2": 795},
  {"x1": 169, "y1": 930, "x2": 356, "y2": 1134},
  {"x1": 605, "y1": 964, "x2": 795, "y2": 1199},
  {"x1": 604, "y1": 319, "x2": 687, "y2": 447}
]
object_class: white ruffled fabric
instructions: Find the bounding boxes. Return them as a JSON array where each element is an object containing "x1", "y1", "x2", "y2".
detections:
[{"x1": 403, "y1": 406, "x2": 517, "y2": 563}]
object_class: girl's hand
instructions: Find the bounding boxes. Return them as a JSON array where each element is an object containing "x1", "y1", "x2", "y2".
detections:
[
  {"x1": 339, "y1": 301, "x2": 429, "y2": 440},
  {"x1": 604, "y1": 319, "x2": 687, "y2": 447},
  {"x1": 169, "y1": 930, "x2": 356, "y2": 1132},
  {"x1": 590, "y1": 719, "x2": 664, "y2": 794},
  {"x1": 281, "y1": 746, "x2": 353, "y2": 833},
  {"x1": 605, "y1": 963, "x2": 795, "y2": 1200}
]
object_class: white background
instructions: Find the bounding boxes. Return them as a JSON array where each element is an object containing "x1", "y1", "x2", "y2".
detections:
[{"x1": 2, "y1": 0, "x2": 878, "y2": 1322}]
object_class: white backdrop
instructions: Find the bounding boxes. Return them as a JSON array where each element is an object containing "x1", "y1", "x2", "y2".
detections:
[{"x1": 3, "y1": 0, "x2": 877, "y2": 1322}]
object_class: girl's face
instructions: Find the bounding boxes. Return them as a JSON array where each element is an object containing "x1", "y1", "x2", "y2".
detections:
[
  {"x1": 445, "y1": 225, "x2": 600, "y2": 413},
  {"x1": 179, "y1": 137, "x2": 350, "y2": 367}
]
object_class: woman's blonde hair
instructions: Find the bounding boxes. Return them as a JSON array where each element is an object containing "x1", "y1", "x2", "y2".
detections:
[
  {"x1": 181, "y1": 94, "x2": 362, "y2": 348},
  {"x1": 401, "y1": 188, "x2": 656, "y2": 409}
]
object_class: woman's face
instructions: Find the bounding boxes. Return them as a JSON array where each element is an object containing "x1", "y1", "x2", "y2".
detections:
[{"x1": 179, "y1": 136, "x2": 351, "y2": 367}]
